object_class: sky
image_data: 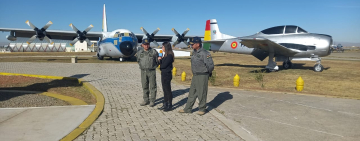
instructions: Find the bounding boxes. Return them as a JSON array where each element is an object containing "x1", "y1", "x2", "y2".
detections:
[{"x1": 0, "y1": 0, "x2": 359, "y2": 44}]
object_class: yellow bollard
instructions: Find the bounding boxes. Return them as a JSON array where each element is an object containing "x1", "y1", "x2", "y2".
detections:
[
  {"x1": 233, "y1": 74, "x2": 240, "y2": 87},
  {"x1": 181, "y1": 71, "x2": 186, "y2": 81},
  {"x1": 172, "y1": 67, "x2": 177, "y2": 76},
  {"x1": 296, "y1": 76, "x2": 304, "y2": 91}
]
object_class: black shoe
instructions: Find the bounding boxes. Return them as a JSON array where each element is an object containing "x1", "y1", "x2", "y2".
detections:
[
  {"x1": 158, "y1": 102, "x2": 167, "y2": 110},
  {"x1": 164, "y1": 103, "x2": 172, "y2": 112}
]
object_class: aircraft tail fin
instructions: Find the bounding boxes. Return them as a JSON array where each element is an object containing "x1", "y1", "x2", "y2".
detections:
[
  {"x1": 102, "y1": 4, "x2": 108, "y2": 32},
  {"x1": 206, "y1": 19, "x2": 235, "y2": 40}
]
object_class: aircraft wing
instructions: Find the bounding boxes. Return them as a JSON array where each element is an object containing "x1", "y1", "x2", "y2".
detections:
[
  {"x1": 0, "y1": 28, "x2": 103, "y2": 40},
  {"x1": 135, "y1": 33, "x2": 203, "y2": 42},
  {"x1": 239, "y1": 37, "x2": 300, "y2": 56}
]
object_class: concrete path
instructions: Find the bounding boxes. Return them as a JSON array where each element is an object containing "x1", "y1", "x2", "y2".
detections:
[
  {"x1": 206, "y1": 87, "x2": 360, "y2": 141},
  {"x1": 0, "y1": 62, "x2": 244, "y2": 141},
  {"x1": 0, "y1": 105, "x2": 95, "y2": 141}
]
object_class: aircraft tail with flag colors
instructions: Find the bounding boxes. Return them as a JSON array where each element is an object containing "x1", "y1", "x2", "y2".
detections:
[
  {"x1": 102, "y1": 4, "x2": 108, "y2": 32},
  {"x1": 205, "y1": 19, "x2": 235, "y2": 41}
]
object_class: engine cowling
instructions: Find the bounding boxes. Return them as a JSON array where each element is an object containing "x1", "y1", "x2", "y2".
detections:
[{"x1": 6, "y1": 35, "x2": 16, "y2": 41}]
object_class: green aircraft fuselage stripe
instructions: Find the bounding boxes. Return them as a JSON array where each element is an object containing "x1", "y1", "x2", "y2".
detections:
[{"x1": 203, "y1": 43, "x2": 210, "y2": 51}]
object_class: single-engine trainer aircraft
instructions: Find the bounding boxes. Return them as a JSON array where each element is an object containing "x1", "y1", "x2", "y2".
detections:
[
  {"x1": 203, "y1": 19, "x2": 333, "y2": 72},
  {"x1": 0, "y1": 4, "x2": 196, "y2": 61}
]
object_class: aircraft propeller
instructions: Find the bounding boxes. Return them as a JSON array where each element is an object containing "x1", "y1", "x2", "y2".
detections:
[
  {"x1": 171, "y1": 28, "x2": 190, "y2": 48},
  {"x1": 69, "y1": 24, "x2": 93, "y2": 46},
  {"x1": 140, "y1": 27, "x2": 160, "y2": 48},
  {"x1": 25, "y1": 20, "x2": 54, "y2": 44}
]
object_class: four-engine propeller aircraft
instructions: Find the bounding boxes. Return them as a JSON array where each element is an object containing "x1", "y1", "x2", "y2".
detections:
[
  {"x1": 0, "y1": 4, "x2": 196, "y2": 61},
  {"x1": 203, "y1": 19, "x2": 333, "y2": 72}
]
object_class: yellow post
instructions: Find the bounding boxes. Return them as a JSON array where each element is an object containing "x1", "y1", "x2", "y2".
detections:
[
  {"x1": 172, "y1": 67, "x2": 177, "y2": 76},
  {"x1": 233, "y1": 74, "x2": 240, "y2": 87},
  {"x1": 296, "y1": 76, "x2": 304, "y2": 91},
  {"x1": 181, "y1": 71, "x2": 186, "y2": 81}
]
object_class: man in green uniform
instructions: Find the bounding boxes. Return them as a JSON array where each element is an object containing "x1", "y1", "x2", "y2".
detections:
[
  {"x1": 179, "y1": 37, "x2": 214, "y2": 115},
  {"x1": 137, "y1": 38, "x2": 159, "y2": 107}
]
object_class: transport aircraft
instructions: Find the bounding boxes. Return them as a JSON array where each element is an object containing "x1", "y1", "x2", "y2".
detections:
[{"x1": 0, "y1": 4, "x2": 197, "y2": 61}]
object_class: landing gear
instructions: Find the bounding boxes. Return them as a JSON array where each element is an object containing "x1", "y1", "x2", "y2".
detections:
[
  {"x1": 97, "y1": 53, "x2": 103, "y2": 60},
  {"x1": 282, "y1": 60, "x2": 293, "y2": 69},
  {"x1": 313, "y1": 58, "x2": 323, "y2": 72},
  {"x1": 314, "y1": 64, "x2": 324, "y2": 72},
  {"x1": 109, "y1": 57, "x2": 113, "y2": 59},
  {"x1": 265, "y1": 51, "x2": 279, "y2": 72}
]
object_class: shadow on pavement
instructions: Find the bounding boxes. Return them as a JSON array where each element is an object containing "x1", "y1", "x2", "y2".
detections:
[
  {"x1": 155, "y1": 88, "x2": 190, "y2": 107},
  {"x1": 206, "y1": 91, "x2": 233, "y2": 112}
]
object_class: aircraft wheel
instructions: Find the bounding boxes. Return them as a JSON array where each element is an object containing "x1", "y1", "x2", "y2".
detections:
[
  {"x1": 313, "y1": 64, "x2": 324, "y2": 72},
  {"x1": 119, "y1": 58, "x2": 123, "y2": 62},
  {"x1": 109, "y1": 57, "x2": 113, "y2": 59},
  {"x1": 97, "y1": 53, "x2": 104, "y2": 60},
  {"x1": 283, "y1": 61, "x2": 292, "y2": 69}
]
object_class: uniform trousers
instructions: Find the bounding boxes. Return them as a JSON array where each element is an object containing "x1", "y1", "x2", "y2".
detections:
[
  {"x1": 141, "y1": 69, "x2": 157, "y2": 103},
  {"x1": 183, "y1": 74, "x2": 209, "y2": 112},
  {"x1": 161, "y1": 72, "x2": 173, "y2": 104}
]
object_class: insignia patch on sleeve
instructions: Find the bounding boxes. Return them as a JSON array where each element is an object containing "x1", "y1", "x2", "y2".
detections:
[{"x1": 207, "y1": 54, "x2": 211, "y2": 58}]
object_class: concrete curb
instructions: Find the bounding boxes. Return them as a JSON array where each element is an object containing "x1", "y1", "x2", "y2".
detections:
[
  {"x1": 177, "y1": 82, "x2": 360, "y2": 100},
  {"x1": 0, "y1": 72, "x2": 105, "y2": 141}
]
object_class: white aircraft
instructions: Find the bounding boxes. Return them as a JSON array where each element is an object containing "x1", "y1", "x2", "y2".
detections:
[
  {"x1": 203, "y1": 19, "x2": 333, "y2": 72},
  {"x1": 0, "y1": 4, "x2": 197, "y2": 61}
]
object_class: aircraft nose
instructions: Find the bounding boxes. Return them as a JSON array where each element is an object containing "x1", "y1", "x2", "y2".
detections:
[{"x1": 119, "y1": 41, "x2": 134, "y2": 56}]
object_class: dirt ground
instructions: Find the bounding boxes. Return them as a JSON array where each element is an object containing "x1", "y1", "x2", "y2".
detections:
[
  {"x1": 172, "y1": 51, "x2": 360, "y2": 99},
  {"x1": 0, "y1": 75, "x2": 96, "y2": 106}
]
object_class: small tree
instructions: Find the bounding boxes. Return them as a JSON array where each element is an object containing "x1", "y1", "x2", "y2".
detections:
[{"x1": 254, "y1": 69, "x2": 265, "y2": 88}]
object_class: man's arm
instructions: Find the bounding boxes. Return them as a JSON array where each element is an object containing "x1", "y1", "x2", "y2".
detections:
[
  {"x1": 153, "y1": 49, "x2": 160, "y2": 65},
  {"x1": 203, "y1": 52, "x2": 214, "y2": 74}
]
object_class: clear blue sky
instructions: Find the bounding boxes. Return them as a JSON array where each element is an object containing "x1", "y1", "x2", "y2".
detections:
[{"x1": 0, "y1": 0, "x2": 359, "y2": 43}]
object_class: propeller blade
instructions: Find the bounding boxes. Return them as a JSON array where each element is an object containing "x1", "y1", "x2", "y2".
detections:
[
  {"x1": 44, "y1": 36, "x2": 54, "y2": 44},
  {"x1": 140, "y1": 27, "x2": 149, "y2": 35},
  {"x1": 84, "y1": 24, "x2": 94, "y2": 33},
  {"x1": 85, "y1": 38, "x2": 92, "y2": 46},
  {"x1": 182, "y1": 28, "x2": 190, "y2": 36},
  {"x1": 25, "y1": 20, "x2": 36, "y2": 30},
  {"x1": 183, "y1": 41, "x2": 189, "y2": 47},
  {"x1": 42, "y1": 21, "x2": 53, "y2": 30},
  {"x1": 152, "y1": 28, "x2": 160, "y2": 35},
  {"x1": 172, "y1": 40, "x2": 179, "y2": 47},
  {"x1": 26, "y1": 35, "x2": 37, "y2": 44},
  {"x1": 152, "y1": 41, "x2": 160, "y2": 48},
  {"x1": 171, "y1": 28, "x2": 180, "y2": 35},
  {"x1": 69, "y1": 23, "x2": 79, "y2": 32},
  {"x1": 70, "y1": 38, "x2": 79, "y2": 46}
]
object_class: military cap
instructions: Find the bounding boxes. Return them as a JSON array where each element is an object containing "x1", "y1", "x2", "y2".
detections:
[{"x1": 189, "y1": 36, "x2": 202, "y2": 45}]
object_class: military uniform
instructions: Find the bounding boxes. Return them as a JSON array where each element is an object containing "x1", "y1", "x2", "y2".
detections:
[
  {"x1": 182, "y1": 37, "x2": 214, "y2": 114},
  {"x1": 137, "y1": 39, "x2": 159, "y2": 106}
]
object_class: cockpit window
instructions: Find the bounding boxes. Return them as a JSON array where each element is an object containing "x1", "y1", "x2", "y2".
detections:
[
  {"x1": 261, "y1": 26, "x2": 285, "y2": 34},
  {"x1": 297, "y1": 27, "x2": 307, "y2": 33},
  {"x1": 285, "y1": 26, "x2": 297, "y2": 34},
  {"x1": 118, "y1": 33, "x2": 135, "y2": 37}
]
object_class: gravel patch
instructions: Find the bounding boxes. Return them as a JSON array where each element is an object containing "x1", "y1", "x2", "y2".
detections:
[{"x1": 0, "y1": 91, "x2": 69, "y2": 108}]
